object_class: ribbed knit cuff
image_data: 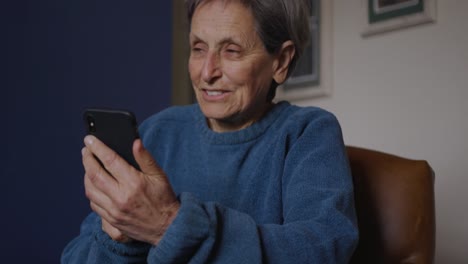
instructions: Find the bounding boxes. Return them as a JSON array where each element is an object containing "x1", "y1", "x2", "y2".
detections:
[{"x1": 148, "y1": 192, "x2": 212, "y2": 263}]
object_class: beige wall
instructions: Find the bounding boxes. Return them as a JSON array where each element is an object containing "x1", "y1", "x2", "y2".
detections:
[{"x1": 293, "y1": 1, "x2": 468, "y2": 263}]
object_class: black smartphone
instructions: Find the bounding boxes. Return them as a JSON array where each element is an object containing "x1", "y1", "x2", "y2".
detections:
[{"x1": 83, "y1": 108, "x2": 140, "y2": 170}]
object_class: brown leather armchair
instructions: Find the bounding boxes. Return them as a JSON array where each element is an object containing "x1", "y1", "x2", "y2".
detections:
[{"x1": 346, "y1": 146, "x2": 436, "y2": 264}]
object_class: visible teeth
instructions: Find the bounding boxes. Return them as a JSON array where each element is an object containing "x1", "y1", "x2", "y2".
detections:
[{"x1": 206, "y1": 91, "x2": 223, "y2": 96}]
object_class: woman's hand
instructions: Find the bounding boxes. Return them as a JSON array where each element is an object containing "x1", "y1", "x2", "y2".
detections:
[{"x1": 82, "y1": 135, "x2": 180, "y2": 245}]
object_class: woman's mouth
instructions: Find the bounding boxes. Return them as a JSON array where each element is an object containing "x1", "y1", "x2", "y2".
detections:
[
  {"x1": 201, "y1": 89, "x2": 231, "y2": 101},
  {"x1": 206, "y1": 90, "x2": 224, "y2": 96}
]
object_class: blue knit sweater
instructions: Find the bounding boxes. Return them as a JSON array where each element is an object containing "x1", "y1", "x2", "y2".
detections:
[{"x1": 61, "y1": 101, "x2": 358, "y2": 263}]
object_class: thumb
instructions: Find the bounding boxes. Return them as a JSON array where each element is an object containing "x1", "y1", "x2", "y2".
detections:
[{"x1": 133, "y1": 139, "x2": 162, "y2": 175}]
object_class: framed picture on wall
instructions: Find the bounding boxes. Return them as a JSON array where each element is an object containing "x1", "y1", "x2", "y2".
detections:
[
  {"x1": 275, "y1": 0, "x2": 333, "y2": 102},
  {"x1": 361, "y1": 0, "x2": 436, "y2": 37}
]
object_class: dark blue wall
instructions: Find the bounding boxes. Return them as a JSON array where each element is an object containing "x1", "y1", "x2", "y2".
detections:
[{"x1": 3, "y1": 1, "x2": 172, "y2": 262}]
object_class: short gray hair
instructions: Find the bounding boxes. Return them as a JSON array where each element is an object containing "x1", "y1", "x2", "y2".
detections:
[{"x1": 185, "y1": 0, "x2": 311, "y2": 96}]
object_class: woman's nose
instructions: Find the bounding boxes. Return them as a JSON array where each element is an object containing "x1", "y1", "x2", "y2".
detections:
[{"x1": 202, "y1": 52, "x2": 222, "y2": 83}]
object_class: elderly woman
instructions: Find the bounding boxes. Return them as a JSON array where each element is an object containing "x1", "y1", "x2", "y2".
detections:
[{"x1": 61, "y1": 0, "x2": 358, "y2": 263}]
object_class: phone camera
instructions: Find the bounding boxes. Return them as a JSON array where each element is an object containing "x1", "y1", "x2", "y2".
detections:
[{"x1": 87, "y1": 116, "x2": 96, "y2": 132}]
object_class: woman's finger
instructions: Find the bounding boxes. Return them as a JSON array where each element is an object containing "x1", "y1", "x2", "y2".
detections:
[
  {"x1": 84, "y1": 171, "x2": 115, "y2": 211},
  {"x1": 84, "y1": 135, "x2": 137, "y2": 185},
  {"x1": 82, "y1": 146, "x2": 119, "y2": 198},
  {"x1": 102, "y1": 218, "x2": 132, "y2": 243}
]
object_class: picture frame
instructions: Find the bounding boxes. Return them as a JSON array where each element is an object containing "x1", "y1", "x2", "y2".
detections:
[
  {"x1": 362, "y1": 0, "x2": 436, "y2": 37},
  {"x1": 171, "y1": 0, "x2": 193, "y2": 105},
  {"x1": 275, "y1": 0, "x2": 333, "y2": 102}
]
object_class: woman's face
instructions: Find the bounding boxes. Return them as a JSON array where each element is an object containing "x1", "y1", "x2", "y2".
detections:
[{"x1": 189, "y1": 0, "x2": 281, "y2": 132}]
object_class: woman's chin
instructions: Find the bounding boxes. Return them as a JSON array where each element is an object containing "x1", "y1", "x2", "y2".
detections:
[{"x1": 199, "y1": 104, "x2": 231, "y2": 121}]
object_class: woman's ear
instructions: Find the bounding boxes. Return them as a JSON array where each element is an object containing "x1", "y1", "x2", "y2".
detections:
[{"x1": 272, "y1": 40, "x2": 295, "y2": 85}]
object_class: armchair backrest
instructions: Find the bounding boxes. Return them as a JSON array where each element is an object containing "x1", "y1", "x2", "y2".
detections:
[{"x1": 346, "y1": 146, "x2": 436, "y2": 264}]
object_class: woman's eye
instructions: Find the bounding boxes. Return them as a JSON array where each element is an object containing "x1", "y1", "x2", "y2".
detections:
[
  {"x1": 224, "y1": 46, "x2": 241, "y2": 56},
  {"x1": 225, "y1": 47, "x2": 240, "y2": 53},
  {"x1": 191, "y1": 46, "x2": 206, "y2": 55}
]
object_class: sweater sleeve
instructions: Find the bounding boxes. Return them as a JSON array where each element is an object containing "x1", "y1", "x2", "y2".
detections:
[
  {"x1": 146, "y1": 111, "x2": 359, "y2": 263},
  {"x1": 263, "y1": 111, "x2": 359, "y2": 262},
  {"x1": 61, "y1": 213, "x2": 152, "y2": 264}
]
